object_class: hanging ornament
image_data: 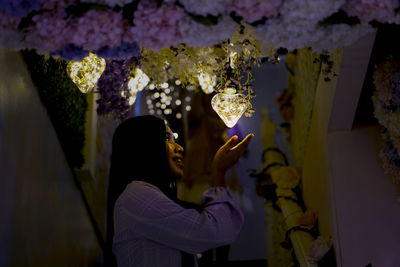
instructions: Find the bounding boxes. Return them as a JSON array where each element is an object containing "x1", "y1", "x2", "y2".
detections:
[
  {"x1": 128, "y1": 68, "x2": 150, "y2": 94},
  {"x1": 67, "y1": 52, "x2": 106, "y2": 93},
  {"x1": 211, "y1": 88, "x2": 248, "y2": 128},
  {"x1": 126, "y1": 68, "x2": 150, "y2": 106},
  {"x1": 197, "y1": 72, "x2": 215, "y2": 94}
]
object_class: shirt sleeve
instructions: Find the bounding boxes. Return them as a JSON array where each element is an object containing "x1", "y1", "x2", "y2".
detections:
[{"x1": 114, "y1": 181, "x2": 244, "y2": 254}]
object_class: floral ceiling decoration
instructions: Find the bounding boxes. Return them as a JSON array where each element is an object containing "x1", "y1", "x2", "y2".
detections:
[{"x1": 1, "y1": 0, "x2": 400, "y2": 122}]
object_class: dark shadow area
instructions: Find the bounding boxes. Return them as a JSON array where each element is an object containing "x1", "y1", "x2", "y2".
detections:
[{"x1": 353, "y1": 24, "x2": 400, "y2": 128}]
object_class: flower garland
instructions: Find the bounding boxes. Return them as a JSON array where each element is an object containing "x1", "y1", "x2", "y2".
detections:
[
  {"x1": 1, "y1": 0, "x2": 398, "y2": 59},
  {"x1": 2, "y1": 0, "x2": 400, "y2": 120},
  {"x1": 96, "y1": 56, "x2": 140, "y2": 120},
  {"x1": 372, "y1": 57, "x2": 400, "y2": 184}
]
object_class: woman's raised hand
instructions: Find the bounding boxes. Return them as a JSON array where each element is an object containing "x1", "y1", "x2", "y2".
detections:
[{"x1": 211, "y1": 134, "x2": 254, "y2": 187}]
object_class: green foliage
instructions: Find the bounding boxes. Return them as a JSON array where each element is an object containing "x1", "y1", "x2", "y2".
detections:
[{"x1": 22, "y1": 50, "x2": 87, "y2": 169}]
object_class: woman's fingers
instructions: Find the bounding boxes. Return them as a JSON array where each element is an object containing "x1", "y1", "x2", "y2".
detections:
[
  {"x1": 220, "y1": 135, "x2": 239, "y2": 152},
  {"x1": 231, "y1": 133, "x2": 254, "y2": 154}
]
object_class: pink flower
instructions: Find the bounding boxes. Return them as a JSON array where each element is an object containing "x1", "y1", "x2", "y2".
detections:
[
  {"x1": 231, "y1": 0, "x2": 283, "y2": 23},
  {"x1": 128, "y1": 0, "x2": 184, "y2": 50},
  {"x1": 25, "y1": 10, "x2": 69, "y2": 52},
  {"x1": 68, "y1": 10, "x2": 125, "y2": 51},
  {"x1": 342, "y1": 0, "x2": 399, "y2": 23}
]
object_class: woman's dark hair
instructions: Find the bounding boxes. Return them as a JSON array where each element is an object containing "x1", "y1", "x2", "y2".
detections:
[
  {"x1": 105, "y1": 115, "x2": 175, "y2": 265},
  {"x1": 105, "y1": 115, "x2": 201, "y2": 267}
]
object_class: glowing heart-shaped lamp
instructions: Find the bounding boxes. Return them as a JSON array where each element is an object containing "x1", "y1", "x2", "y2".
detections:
[
  {"x1": 211, "y1": 88, "x2": 248, "y2": 128},
  {"x1": 67, "y1": 52, "x2": 106, "y2": 93}
]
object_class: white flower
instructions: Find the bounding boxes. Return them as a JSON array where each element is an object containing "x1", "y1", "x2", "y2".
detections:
[
  {"x1": 179, "y1": 15, "x2": 237, "y2": 47},
  {"x1": 179, "y1": 0, "x2": 232, "y2": 16},
  {"x1": 256, "y1": 6, "x2": 373, "y2": 53},
  {"x1": 309, "y1": 23, "x2": 374, "y2": 53}
]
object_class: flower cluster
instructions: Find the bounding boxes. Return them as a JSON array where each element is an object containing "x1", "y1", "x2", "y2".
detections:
[
  {"x1": 231, "y1": 0, "x2": 283, "y2": 23},
  {"x1": 372, "y1": 57, "x2": 400, "y2": 184},
  {"x1": 2, "y1": 0, "x2": 400, "y2": 120},
  {"x1": 128, "y1": 0, "x2": 184, "y2": 51},
  {"x1": 179, "y1": 0, "x2": 232, "y2": 16},
  {"x1": 342, "y1": 0, "x2": 398, "y2": 23},
  {"x1": 70, "y1": 10, "x2": 125, "y2": 51},
  {"x1": 0, "y1": 0, "x2": 398, "y2": 60},
  {"x1": 96, "y1": 56, "x2": 140, "y2": 120}
]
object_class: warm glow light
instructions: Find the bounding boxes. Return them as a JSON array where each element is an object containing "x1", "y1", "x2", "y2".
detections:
[
  {"x1": 67, "y1": 52, "x2": 106, "y2": 93},
  {"x1": 197, "y1": 72, "x2": 215, "y2": 94},
  {"x1": 128, "y1": 95, "x2": 136, "y2": 106},
  {"x1": 229, "y1": 43, "x2": 238, "y2": 69},
  {"x1": 211, "y1": 88, "x2": 247, "y2": 128},
  {"x1": 128, "y1": 68, "x2": 150, "y2": 94}
]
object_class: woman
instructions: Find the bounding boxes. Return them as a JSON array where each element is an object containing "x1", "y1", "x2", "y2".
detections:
[{"x1": 106, "y1": 115, "x2": 253, "y2": 267}]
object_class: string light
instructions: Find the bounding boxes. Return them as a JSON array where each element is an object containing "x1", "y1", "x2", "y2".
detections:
[
  {"x1": 128, "y1": 68, "x2": 150, "y2": 94},
  {"x1": 211, "y1": 88, "x2": 247, "y2": 128},
  {"x1": 197, "y1": 72, "x2": 215, "y2": 94},
  {"x1": 67, "y1": 52, "x2": 106, "y2": 93},
  {"x1": 128, "y1": 95, "x2": 136, "y2": 106}
]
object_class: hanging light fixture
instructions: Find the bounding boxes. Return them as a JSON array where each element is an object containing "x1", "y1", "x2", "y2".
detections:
[
  {"x1": 67, "y1": 52, "x2": 106, "y2": 93},
  {"x1": 126, "y1": 68, "x2": 150, "y2": 106},
  {"x1": 211, "y1": 88, "x2": 248, "y2": 128},
  {"x1": 128, "y1": 68, "x2": 150, "y2": 94},
  {"x1": 197, "y1": 72, "x2": 215, "y2": 94}
]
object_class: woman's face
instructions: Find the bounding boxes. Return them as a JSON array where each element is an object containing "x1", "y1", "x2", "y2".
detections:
[{"x1": 165, "y1": 126, "x2": 184, "y2": 179}]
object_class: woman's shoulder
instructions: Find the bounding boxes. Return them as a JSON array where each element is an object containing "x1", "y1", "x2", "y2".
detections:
[
  {"x1": 118, "y1": 181, "x2": 164, "y2": 204},
  {"x1": 126, "y1": 180, "x2": 160, "y2": 190}
]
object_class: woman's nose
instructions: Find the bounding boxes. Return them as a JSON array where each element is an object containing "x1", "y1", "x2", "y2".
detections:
[{"x1": 175, "y1": 143, "x2": 184, "y2": 153}]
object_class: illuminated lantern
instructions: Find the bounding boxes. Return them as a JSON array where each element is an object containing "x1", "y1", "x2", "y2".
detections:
[
  {"x1": 67, "y1": 52, "x2": 106, "y2": 93},
  {"x1": 127, "y1": 68, "x2": 150, "y2": 106},
  {"x1": 128, "y1": 68, "x2": 150, "y2": 94},
  {"x1": 211, "y1": 88, "x2": 247, "y2": 128}
]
